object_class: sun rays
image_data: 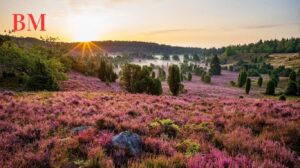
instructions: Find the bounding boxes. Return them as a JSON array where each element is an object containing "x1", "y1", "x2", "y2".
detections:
[{"x1": 67, "y1": 41, "x2": 106, "y2": 58}]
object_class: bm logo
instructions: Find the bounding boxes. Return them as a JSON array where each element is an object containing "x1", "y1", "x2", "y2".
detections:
[{"x1": 13, "y1": 14, "x2": 46, "y2": 32}]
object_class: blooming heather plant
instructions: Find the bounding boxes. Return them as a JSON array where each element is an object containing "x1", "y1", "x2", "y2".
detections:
[{"x1": 0, "y1": 72, "x2": 300, "y2": 168}]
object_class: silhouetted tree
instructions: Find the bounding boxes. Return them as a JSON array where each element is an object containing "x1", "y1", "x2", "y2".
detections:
[
  {"x1": 120, "y1": 64, "x2": 141, "y2": 92},
  {"x1": 238, "y1": 70, "x2": 247, "y2": 87},
  {"x1": 270, "y1": 74, "x2": 279, "y2": 87},
  {"x1": 173, "y1": 55, "x2": 180, "y2": 61},
  {"x1": 258, "y1": 76, "x2": 263, "y2": 87},
  {"x1": 285, "y1": 71, "x2": 298, "y2": 95},
  {"x1": 98, "y1": 59, "x2": 118, "y2": 83},
  {"x1": 152, "y1": 78, "x2": 163, "y2": 95},
  {"x1": 168, "y1": 65, "x2": 181, "y2": 96},
  {"x1": 158, "y1": 67, "x2": 166, "y2": 81},
  {"x1": 266, "y1": 80, "x2": 275, "y2": 95},
  {"x1": 245, "y1": 78, "x2": 251, "y2": 94},
  {"x1": 162, "y1": 54, "x2": 170, "y2": 60},
  {"x1": 193, "y1": 54, "x2": 200, "y2": 61},
  {"x1": 210, "y1": 55, "x2": 221, "y2": 75},
  {"x1": 184, "y1": 54, "x2": 190, "y2": 62},
  {"x1": 289, "y1": 71, "x2": 297, "y2": 81},
  {"x1": 188, "y1": 72, "x2": 192, "y2": 81}
]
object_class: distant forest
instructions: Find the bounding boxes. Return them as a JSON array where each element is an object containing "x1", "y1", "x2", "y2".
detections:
[
  {"x1": 3, "y1": 35, "x2": 300, "y2": 56},
  {"x1": 222, "y1": 38, "x2": 300, "y2": 56},
  {"x1": 91, "y1": 41, "x2": 202, "y2": 55}
]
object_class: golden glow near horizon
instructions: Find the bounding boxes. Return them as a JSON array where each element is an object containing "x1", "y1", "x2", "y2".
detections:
[
  {"x1": 68, "y1": 14, "x2": 104, "y2": 42},
  {"x1": 0, "y1": 0, "x2": 299, "y2": 47}
]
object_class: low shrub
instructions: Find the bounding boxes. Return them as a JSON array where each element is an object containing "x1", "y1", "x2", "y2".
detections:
[
  {"x1": 203, "y1": 74, "x2": 211, "y2": 84},
  {"x1": 149, "y1": 119, "x2": 180, "y2": 138},
  {"x1": 194, "y1": 122, "x2": 214, "y2": 140},
  {"x1": 176, "y1": 139, "x2": 200, "y2": 156},
  {"x1": 285, "y1": 81, "x2": 298, "y2": 96},
  {"x1": 279, "y1": 95, "x2": 286, "y2": 101}
]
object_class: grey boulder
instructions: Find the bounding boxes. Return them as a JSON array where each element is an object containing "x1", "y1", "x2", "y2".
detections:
[{"x1": 111, "y1": 131, "x2": 142, "y2": 156}]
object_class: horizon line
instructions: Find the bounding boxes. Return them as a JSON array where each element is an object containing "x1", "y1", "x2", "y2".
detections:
[{"x1": 4, "y1": 34, "x2": 300, "y2": 49}]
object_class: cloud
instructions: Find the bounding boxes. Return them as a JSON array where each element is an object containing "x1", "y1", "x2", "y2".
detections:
[
  {"x1": 141, "y1": 28, "x2": 205, "y2": 35},
  {"x1": 240, "y1": 24, "x2": 283, "y2": 30},
  {"x1": 239, "y1": 22, "x2": 300, "y2": 30}
]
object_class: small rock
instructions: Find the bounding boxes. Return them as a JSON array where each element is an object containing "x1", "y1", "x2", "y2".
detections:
[
  {"x1": 71, "y1": 126, "x2": 89, "y2": 134},
  {"x1": 111, "y1": 131, "x2": 142, "y2": 156},
  {"x1": 106, "y1": 131, "x2": 142, "y2": 168}
]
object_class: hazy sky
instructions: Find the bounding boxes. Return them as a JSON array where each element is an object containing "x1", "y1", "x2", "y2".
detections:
[{"x1": 0, "y1": 0, "x2": 299, "y2": 47}]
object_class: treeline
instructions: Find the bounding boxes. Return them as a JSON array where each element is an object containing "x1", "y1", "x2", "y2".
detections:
[
  {"x1": 6, "y1": 35, "x2": 300, "y2": 58},
  {"x1": 91, "y1": 41, "x2": 203, "y2": 55},
  {"x1": 93, "y1": 38, "x2": 300, "y2": 56},
  {"x1": 224, "y1": 38, "x2": 300, "y2": 56},
  {"x1": 4, "y1": 35, "x2": 203, "y2": 55}
]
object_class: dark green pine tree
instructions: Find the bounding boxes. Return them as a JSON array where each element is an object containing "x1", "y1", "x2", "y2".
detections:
[
  {"x1": 98, "y1": 59, "x2": 107, "y2": 82},
  {"x1": 188, "y1": 72, "x2": 192, "y2": 81},
  {"x1": 258, "y1": 76, "x2": 263, "y2": 87},
  {"x1": 270, "y1": 73, "x2": 279, "y2": 87},
  {"x1": 266, "y1": 80, "x2": 275, "y2": 95},
  {"x1": 285, "y1": 71, "x2": 298, "y2": 95},
  {"x1": 210, "y1": 55, "x2": 221, "y2": 75},
  {"x1": 289, "y1": 71, "x2": 297, "y2": 81},
  {"x1": 245, "y1": 78, "x2": 251, "y2": 94},
  {"x1": 238, "y1": 70, "x2": 247, "y2": 87},
  {"x1": 168, "y1": 65, "x2": 181, "y2": 96}
]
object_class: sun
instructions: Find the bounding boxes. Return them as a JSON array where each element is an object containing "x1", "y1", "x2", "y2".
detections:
[
  {"x1": 69, "y1": 14, "x2": 102, "y2": 42},
  {"x1": 73, "y1": 30, "x2": 96, "y2": 42}
]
